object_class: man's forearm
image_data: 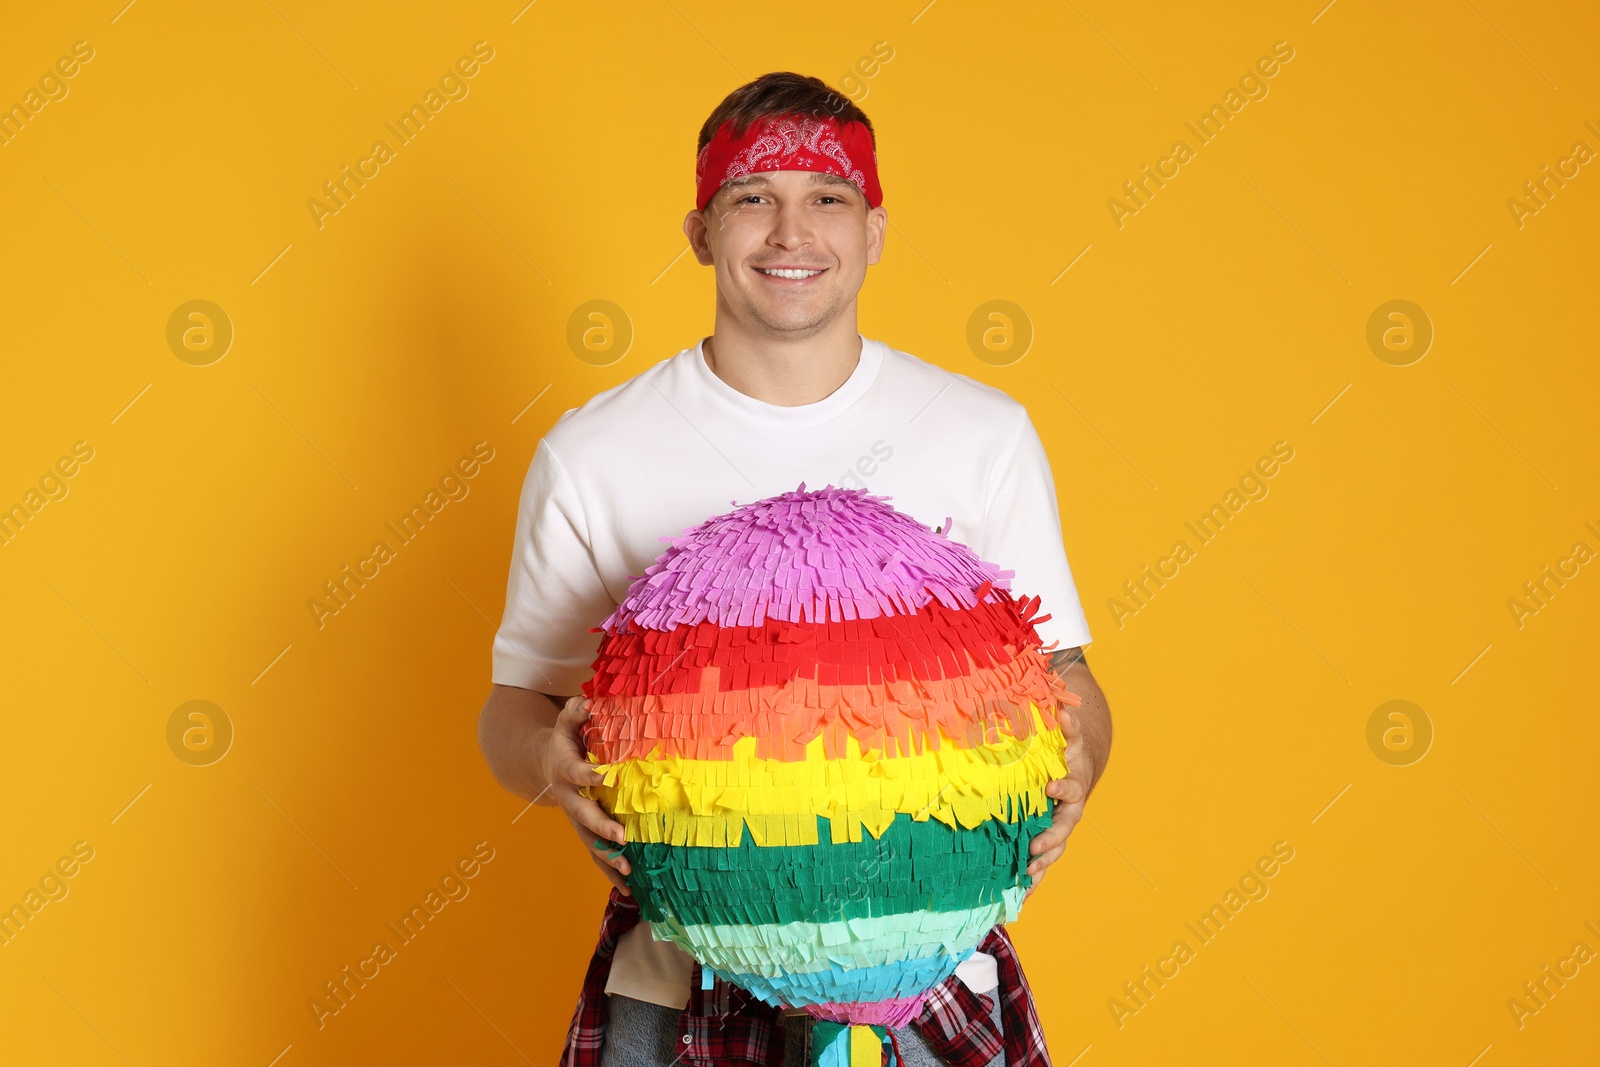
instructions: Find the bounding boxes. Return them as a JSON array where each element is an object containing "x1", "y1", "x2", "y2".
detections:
[
  {"x1": 1048, "y1": 647, "x2": 1113, "y2": 793},
  {"x1": 477, "y1": 683, "x2": 568, "y2": 802}
]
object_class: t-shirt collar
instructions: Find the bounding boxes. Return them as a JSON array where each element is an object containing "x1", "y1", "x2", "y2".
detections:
[{"x1": 688, "y1": 333, "x2": 884, "y2": 427}]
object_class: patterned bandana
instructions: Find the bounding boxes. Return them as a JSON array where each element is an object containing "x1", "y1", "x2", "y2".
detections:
[{"x1": 695, "y1": 113, "x2": 882, "y2": 211}]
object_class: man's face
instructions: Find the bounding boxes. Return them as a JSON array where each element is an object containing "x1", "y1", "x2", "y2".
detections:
[{"x1": 684, "y1": 169, "x2": 887, "y2": 339}]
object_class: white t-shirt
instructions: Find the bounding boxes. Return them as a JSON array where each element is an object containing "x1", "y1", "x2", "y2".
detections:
[{"x1": 493, "y1": 333, "x2": 1094, "y2": 1006}]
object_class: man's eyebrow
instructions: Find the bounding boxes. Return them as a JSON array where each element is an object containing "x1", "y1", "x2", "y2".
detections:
[{"x1": 719, "y1": 172, "x2": 860, "y2": 193}]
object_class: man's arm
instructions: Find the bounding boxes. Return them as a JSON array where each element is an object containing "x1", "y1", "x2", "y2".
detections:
[
  {"x1": 478, "y1": 684, "x2": 632, "y2": 892},
  {"x1": 1026, "y1": 646, "x2": 1113, "y2": 882},
  {"x1": 1048, "y1": 645, "x2": 1112, "y2": 794},
  {"x1": 477, "y1": 683, "x2": 567, "y2": 802}
]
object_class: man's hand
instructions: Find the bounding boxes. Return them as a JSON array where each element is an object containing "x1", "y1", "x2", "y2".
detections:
[
  {"x1": 544, "y1": 697, "x2": 635, "y2": 895},
  {"x1": 477, "y1": 685, "x2": 633, "y2": 895},
  {"x1": 1024, "y1": 647, "x2": 1113, "y2": 898},
  {"x1": 1025, "y1": 705, "x2": 1094, "y2": 895}
]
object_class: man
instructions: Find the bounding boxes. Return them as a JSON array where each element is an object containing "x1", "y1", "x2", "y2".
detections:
[{"x1": 477, "y1": 72, "x2": 1113, "y2": 1067}]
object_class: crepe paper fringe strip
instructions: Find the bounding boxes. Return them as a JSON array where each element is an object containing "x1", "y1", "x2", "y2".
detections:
[
  {"x1": 591, "y1": 713, "x2": 1068, "y2": 844},
  {"x1": 815, "y1": 991, "x2": 934, "y2": 1033},
  {"x1": 583, "y1": 599, "x2": 1078, "y2": 765},
  {"x1": 589, "y1": 592, "x2": 1058, "y2": 695},
  {"x1": 665, "y1": 889, "x2": 1024, "y2": 979},
  {"x1": 811, "y1": 985, "x2": 983, "y2": 1029},
  {"x1": 688, "y1": 883, "x2": 1024, "y2": 1023},
  {"x1": 626, "y1": 811, "x2": 1046, "y2": 929},
  {"x1": 671, "y1": 899, "x2": 1012, "y2": 978},
  {"x1": 585, "y1": 657, "x2": 1078, "y2": 765},
  {"x1": 733, "y1": 951, "x2": 965, "y2": 1024},
  {"x1": 597, "y1": 485, "x2": 1016, "y2": 633}
]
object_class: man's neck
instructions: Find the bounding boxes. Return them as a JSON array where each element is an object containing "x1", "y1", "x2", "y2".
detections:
[{"x1": 702, "y1": 315, "x2": 863, "y2": 407}]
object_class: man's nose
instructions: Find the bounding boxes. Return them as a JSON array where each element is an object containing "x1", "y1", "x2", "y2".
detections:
[{"x1": 767, "y1": 199, "x2": 814, "y2": 248}]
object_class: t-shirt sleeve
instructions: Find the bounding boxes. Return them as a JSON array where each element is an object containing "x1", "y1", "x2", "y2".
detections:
[
  {"x1": 980, "y1": 408, "x2": 1094, "y2": 651},
  {"x1": 492, "y1": 438, "x2": 617, "y2": 695}
]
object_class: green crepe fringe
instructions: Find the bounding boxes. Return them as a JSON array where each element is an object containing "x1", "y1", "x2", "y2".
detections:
[{"x1": 625, "y1": 805, "x2": 1052, "y2": 927}]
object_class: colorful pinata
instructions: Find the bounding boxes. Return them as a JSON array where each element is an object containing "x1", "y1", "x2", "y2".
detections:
[{"x1": 581, "y1": 485, "x2": 1079, "y2": 1066}]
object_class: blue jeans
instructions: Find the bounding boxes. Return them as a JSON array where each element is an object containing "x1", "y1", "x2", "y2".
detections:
[{"x1": 597, "y1": 992, "x2": 1004, "y2": 1067}]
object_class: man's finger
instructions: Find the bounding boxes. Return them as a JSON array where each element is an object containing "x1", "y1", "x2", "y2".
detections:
[
  {"x1": 1030, "y1": 806, "x2": 1083, "y2": 853},
  {"x1": 1029, "y1": 822, "x2": 1068, "y2": 857},
  {"x1": 543, "y1": 700, "x2": 597, "y2": 785},
  {"x1": 554, "y1": 698, "x2": 594, "y2": 747},
  {"x1": 552, "y1": 701, "x2": 596, "y2": 747},
  {"x1": 561, "y1": 788, "x2": 627, "y2": 846},
  {"x1": 1047, "y1": 776, "x2": 1088, "y2": 805},
  {"x1": 1058, "y1": 706, "x2": 1082, "y2": 740},
  {"x1": 554, "y1": 751, "x2": 606, "y2": 788},
  {"x1": 1055, "y1": 805, "x2": 1084, "y2": 841},
  {"x1": 575, "y1": 822, "x2": 633, "y2": 875},
  {"x1": 556, "y1": 697, "x2": 595, "y2": 739},
  {"x1": 1027, "y1": 841, "x2": 1065, "y2": 877},
  {"x1": 589, "y1": 851, "x2": 633, "y2": 894}
]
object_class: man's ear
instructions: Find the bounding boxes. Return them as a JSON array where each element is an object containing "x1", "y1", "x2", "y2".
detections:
[
  {"x1": 683, "y1": 209, "x2": 716, "y2": 266},
  {"x1": 865, "y1": 205, "x2": 888, "y2": 266}
]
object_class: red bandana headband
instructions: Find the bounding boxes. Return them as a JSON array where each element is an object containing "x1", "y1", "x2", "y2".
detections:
[{"x1": 695, "y1": 113, "x2": 882, "y2": 211}]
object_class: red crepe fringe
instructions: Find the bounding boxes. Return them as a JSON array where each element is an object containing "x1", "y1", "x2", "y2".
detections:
[
  {"x1": 581, "y1": 588, "x2": 1079, "y2": 764},
  {"x1": 587, "y1": 591, "x2": 1051, "y2": 696}
]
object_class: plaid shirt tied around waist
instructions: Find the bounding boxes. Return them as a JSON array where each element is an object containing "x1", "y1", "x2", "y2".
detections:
[{"x1": 559, "y1": 888, "x2": 1053, "y2": 1067}]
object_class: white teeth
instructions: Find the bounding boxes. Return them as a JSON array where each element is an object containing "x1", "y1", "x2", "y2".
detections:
[{"x1": 758, "y1": 268, "x2": 823, "y2": 279}]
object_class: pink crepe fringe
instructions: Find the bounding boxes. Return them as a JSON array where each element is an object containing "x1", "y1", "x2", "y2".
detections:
[
  {"x1": 806, "y1": 993, "x2": 928, "y2": 1029},
  {"x1": 597, "y1": 485, "x2": 1013, "y2": 634}
]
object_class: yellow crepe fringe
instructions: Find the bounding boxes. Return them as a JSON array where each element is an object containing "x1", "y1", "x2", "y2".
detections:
[{"x1": 588, "y1": 703, "x2": 1067, "y2": 847}]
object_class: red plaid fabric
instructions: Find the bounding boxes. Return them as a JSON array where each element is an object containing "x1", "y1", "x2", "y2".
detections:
[
  {"x1": 557, "y1": 888, "x2": 1052, "y2": 1067},
  {"x1": 915, "y1": 924, "x2": 1053, "y2": 1067}
]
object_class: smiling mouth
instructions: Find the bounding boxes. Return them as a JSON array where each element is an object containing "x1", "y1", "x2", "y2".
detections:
[{"x1": 754, "y1": 267, "x2": 826, "y2": 280}]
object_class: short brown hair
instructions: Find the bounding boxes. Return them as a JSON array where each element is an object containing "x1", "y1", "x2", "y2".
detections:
[{"x1": 696, "y1": 72, "x2": 875, "y2": 154}]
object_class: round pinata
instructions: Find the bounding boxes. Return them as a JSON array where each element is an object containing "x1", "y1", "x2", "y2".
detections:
[{"x1": 581, "y1": 485, "x2": 1079, "y2": 1066}]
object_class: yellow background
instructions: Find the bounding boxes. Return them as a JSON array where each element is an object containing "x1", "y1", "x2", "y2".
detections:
[{"x1": 2, "y1": 1, "x2": 1596, "y2": 1064}]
